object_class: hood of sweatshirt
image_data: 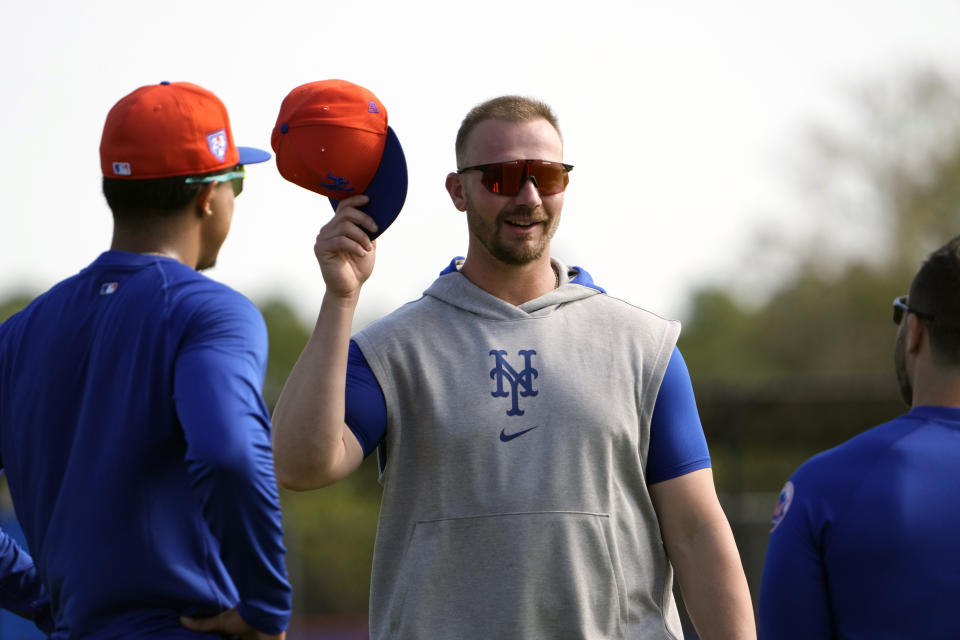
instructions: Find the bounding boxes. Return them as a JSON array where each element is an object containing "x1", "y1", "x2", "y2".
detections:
[{"x1": 422, "y1": 257, "x2": 605, "y2": 321}]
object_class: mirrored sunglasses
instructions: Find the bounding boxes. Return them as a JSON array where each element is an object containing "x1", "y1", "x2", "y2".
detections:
[
  {"x1": 457, "y1": 159, "x2": 573, "y2": 196},
  {"x1": 185, "y1": 166, "x2": 245, "y2": 196}
]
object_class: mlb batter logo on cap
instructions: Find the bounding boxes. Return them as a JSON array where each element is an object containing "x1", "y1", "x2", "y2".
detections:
[{"x1": 271, "y1": 79, "x2": 408, "y2": 240}]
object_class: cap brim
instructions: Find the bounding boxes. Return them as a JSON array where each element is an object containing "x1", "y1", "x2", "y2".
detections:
[
  {"x1": 328, "y1": 126, "x2": 407, "y2": 240},
  {"x1": 238, "y1": 146, "x2": 272, "y2": 165}
]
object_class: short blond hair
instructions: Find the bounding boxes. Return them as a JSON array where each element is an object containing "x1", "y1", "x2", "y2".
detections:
[{"x1": 454, "y1": 95, "x2": 561, "y2": 167}]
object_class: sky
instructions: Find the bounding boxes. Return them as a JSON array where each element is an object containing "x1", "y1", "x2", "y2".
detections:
[{"x1": 3, "y1": 0, "x2": 960, "y2": 327}]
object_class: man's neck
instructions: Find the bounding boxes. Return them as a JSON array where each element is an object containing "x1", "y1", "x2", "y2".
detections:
[
  {"x1": 110, "y1": 223, "x2": 197, "y2": 269},
  {"x1": 911, "y1": 382, "x2": 960, "y2": 409},
  {"x1": 459, "y1": 253, "x2": 558, "y2": 306},
  {"x1": 909, "y1": 360, "x2": 960, "y2": 408}
]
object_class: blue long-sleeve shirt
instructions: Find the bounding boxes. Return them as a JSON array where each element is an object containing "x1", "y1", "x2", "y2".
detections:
[
  {"x1": 0, "y1": 251, "x2": 291, "y2": 637},
  {"x1": 760, "y1": 406, "x2": 960, "y2": 639}
]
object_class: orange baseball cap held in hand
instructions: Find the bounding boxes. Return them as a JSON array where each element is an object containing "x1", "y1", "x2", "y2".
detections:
[
  {"x1": 100, "y1": 81, "x2": 271, "y2": 180},
  {"x1": 271, "y1": 79, "x2": 408, "y2": 240}
]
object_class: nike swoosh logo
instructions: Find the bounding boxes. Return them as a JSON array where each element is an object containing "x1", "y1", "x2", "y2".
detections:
[{"x1": 499, "y1": 426, "x2": 539, "y2": 442}]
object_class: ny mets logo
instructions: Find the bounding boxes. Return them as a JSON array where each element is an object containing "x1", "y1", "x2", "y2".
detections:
[
  {"x1": 206, "y1": 129, "x2": 228, "y2": 162},
  {"x1": 489, "y1": 349, "x2": 538, "y2": 416},
  {"x1": 770, "y1": 481, "x2": 794, "y2": 533},
  {"x1": 321, "y1": 173, "x2": 355, "y2": 194}
]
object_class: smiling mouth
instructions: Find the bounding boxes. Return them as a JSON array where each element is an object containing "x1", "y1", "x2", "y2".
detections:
[{"x1": 505, "y1": 219, "x2": 542, "y2": 228}]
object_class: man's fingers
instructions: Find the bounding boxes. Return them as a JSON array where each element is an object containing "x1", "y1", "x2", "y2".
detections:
[
  {"x1": 335, "y1": 193, "x2": 370, "y2": 210},
  {"x1": 333, "y1": 210, "x2": 378, "y2": 239},
  {"x1": 317, "y1": 234, "x2": 373, "y2": 260},
  {"x1": 320, "y1": 217, "x2": 374, "y2": 251},
  {"x1": 333, "y1": 196, "x2": 378, "y2": 236}
]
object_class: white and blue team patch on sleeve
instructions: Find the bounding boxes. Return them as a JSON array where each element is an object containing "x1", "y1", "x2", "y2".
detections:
[{"x1": 770, "y1": 480, "x2": 794, "y2": 532}]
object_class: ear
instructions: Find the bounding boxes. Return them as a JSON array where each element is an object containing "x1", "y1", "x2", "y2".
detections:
[
  {"x1": 906, "y1": 313, "x2": 926, "y2": 355},
  {"x1": 445, "y1": 172, "x2": 467, "y2": 212},
  {"x1": 194, "y1": 184, "x2": 217, "y2": 218}
]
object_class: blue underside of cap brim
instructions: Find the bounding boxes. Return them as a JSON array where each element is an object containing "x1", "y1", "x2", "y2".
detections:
[
  {"x1": 328, "y1": 126, "x2": 408, "y2": 240},
  {"x1": 238, "y1": 146, "x2": 272, "y2": 165}
]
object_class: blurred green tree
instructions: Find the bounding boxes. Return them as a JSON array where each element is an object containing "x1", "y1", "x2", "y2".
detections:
[
  {"x1": 0, "y1": 293, "x2": 33, "y2": 323},
  {"x1": 259, "y1": 299, "x2": 312, "y2": 410},
  {"x1": 674, "y1": 69, "x2": 960, "y2": 614},
  {"x1": 680, "y1": 68, "x2": 960, "y2": 385}
]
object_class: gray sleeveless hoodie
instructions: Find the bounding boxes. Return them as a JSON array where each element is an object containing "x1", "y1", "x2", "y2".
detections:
[{"x1": 353, "y1": 260, "x2": 683, "y2": 639}]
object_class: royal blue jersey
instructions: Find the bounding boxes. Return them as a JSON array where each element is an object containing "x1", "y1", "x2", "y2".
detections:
[
  {"x1": 0, "y1": 251, "x2": 291, "y2": 637},
  {"x1": 344, "y1": 259, "x2": 711, "y2": 484},
  {"x1": 759, "y1": 406, "x2": 960, "y2": 639}
]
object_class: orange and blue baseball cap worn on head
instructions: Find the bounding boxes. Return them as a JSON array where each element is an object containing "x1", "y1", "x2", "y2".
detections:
[
  {"x1": 100, "y1": 81, "x2": 271, "y2": 180},
  {"x1": 271, "y1": 79, "x2": 408, "y2": 240}
]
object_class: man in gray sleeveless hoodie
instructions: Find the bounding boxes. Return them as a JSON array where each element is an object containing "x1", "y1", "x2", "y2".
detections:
[{"x1": 272, "y1": 96, "x2": 756, "y2": 639}]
